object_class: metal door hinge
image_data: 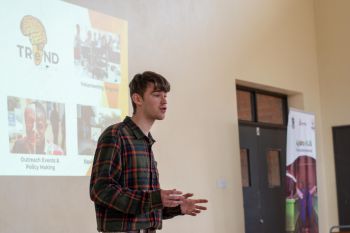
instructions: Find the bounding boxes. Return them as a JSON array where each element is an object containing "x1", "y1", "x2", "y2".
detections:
[{"x1": 256, "y1": 127, "x2": 260, "y2": 136}]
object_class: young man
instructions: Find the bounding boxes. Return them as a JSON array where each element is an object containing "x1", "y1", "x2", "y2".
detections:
[{"x1": 90, "y1": 71, "x2": 207, "y2": 233}]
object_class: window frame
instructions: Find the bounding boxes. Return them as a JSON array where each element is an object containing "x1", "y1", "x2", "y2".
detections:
[{"x1": 236, "y1": 85, "x2": 288, "y2": 129}]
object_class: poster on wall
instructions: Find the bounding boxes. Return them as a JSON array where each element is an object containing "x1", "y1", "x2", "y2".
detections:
[
  {"x1": 0, "y1": 0, "x2": 128, "y2": 176},
  {"x1": 285, "y1": 109, "x2": 318, "y2": 233}
]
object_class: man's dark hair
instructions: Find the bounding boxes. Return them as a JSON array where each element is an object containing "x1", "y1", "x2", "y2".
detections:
[{"x1": 129, "y1": 71, "x2": 170, "y2": 115}]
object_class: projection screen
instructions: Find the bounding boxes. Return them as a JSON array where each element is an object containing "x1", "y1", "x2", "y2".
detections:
[{"x1": 0, "y1": 0, "x2": 128, "y2": 176}]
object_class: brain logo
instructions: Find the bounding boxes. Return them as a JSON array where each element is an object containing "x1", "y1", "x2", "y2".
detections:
[{"x1": 20, "y1": 15, "x2": 47, "y2": 65}]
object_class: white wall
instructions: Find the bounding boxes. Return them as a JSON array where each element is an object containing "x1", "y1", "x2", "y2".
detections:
[{"x1": 315, "y1": 0, "x2": 350, "y2": 229}]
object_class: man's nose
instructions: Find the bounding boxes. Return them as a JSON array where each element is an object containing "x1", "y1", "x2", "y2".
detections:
[{"x1": 161, "y1": 95, "x2": 167, "y2": 104}]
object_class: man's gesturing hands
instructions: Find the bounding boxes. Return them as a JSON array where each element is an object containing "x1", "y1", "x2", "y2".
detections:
[
  {"x1": 180, "y1": 193, "x2": 208, "y2": 216},
  {"x1": 161, "y1": 189, "x2": 184, "y2": 207},
  {"x1": 161, "y1": 189, "x2": 208, "y2": 216}
]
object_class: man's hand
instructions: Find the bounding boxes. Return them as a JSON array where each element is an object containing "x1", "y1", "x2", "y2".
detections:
[
  {"x1": 161, "y1": 189, "x2": 184, "y2": 207},
  {"x1": 180, "y1": 193, "x2": 208, "y2": 216}
]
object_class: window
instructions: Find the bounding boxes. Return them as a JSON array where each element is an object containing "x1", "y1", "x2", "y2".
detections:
[
  {"x1": 237, "y1": 90, "x2": 253, "y2": 121},
  {"x1": 266, "y1": 150, "x2": 281, "y2": 188},
  {"x1": 256, "y1": 94, "x2": 284, "y2": 124},
  {"x1": 240, "y1": 149, "x2": 251, "y2": 187},
  {"x1": 236, "y1": 86, "x2": 287, "y2": 126}
]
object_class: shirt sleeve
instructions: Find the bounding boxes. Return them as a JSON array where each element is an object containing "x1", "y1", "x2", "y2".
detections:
[
  {"x1": 162, "y1": 206, "x2": 183, "y2": 219},
  {"x1": 89, "y1": 126, "x2": 163, "y2": 215}
]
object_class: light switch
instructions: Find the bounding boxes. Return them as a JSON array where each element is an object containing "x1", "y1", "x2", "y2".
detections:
[{"x1": 217, "y1": 178, "x2": 227, "y2": 189}]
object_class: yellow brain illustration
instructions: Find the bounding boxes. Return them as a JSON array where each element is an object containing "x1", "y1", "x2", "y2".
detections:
[{"x1": 20, "y1": 15, "x2": 47, "y2": 65}]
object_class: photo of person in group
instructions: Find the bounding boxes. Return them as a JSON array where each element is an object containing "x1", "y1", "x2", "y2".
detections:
[
  {"x1": 74, "y1": 24, "x2": 121, "y2": 83},
  {"x1": 77, "y1": 104, "x2": 120, "y2": 155},
  {"x1": 8, "y1": 96, "x2": 66, "y2": 155}
]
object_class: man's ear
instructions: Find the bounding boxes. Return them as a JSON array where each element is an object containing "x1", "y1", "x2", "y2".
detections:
[{"x1": 131, "y1": 93, "x2": 143, "y2": 107}]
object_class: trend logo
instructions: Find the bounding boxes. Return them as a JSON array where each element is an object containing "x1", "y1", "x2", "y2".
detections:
[{"x1": 20, "y1": 15, "x2": 47, "y2": 65}]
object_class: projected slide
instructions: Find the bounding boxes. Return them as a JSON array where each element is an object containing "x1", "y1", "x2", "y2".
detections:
[{"x1": 0, "y1": 0, "x2": 128, "y2": 176}]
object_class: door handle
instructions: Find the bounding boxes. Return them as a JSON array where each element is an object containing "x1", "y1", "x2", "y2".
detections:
[{"x1": 259, "y1": 219, "x2": 264, "y2": 224}]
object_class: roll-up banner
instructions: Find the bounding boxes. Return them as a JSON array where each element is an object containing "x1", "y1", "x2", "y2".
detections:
[{"x1": 285, "y1": 109, "x2": 318, "y2": 233}]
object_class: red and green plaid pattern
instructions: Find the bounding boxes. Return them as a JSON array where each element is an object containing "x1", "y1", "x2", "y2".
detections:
[{"x1": 90, "y1": 117, "x2": 181, "y2": 232}]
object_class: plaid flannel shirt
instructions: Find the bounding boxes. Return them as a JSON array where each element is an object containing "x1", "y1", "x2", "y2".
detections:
[{"x1": 90, "y1": 116, "x2": 181, "y2": 232}]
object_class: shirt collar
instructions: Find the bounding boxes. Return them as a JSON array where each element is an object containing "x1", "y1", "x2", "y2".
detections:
[{"x1": 123, "y1": 116, "x2": 156, "y2": 144}]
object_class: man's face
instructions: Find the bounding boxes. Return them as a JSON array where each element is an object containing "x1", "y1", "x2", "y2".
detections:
[
  {"x1": 24, "y1": 106, "x2": 36, "y2": 141},
  {"x1": 24, "y1": 105, "x2": 46, "y2": 143},
  {"x1": 35, "y1": 112, "x2": 46, "y2": 142},
  {"x1": 139, "y1": 83, "x2": 168, "y2": 120}
]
